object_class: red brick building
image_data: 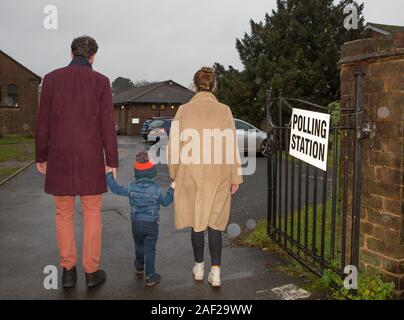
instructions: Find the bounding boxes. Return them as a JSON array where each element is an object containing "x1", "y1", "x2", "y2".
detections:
[
  {"x1": 363, "y1": 22, "x2": 404, "y2": 38},
  {"x1": 0, "y1": 50, "x2": 41, "y2": 135},
  {"x1": 112, "y1": 80, "x2": 194, "y2": 135}
]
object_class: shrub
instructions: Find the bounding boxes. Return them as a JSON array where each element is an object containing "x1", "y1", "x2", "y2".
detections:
[
  {"x1": 327, "y1": 101, "x2": 340, "y2": 127},
  {"x1": 319, "y1": 265, "x2": 395, "y2": 300}
]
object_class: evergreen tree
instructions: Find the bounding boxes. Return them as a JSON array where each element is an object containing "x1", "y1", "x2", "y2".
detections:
[
  {"x1": 215, "y1": 0, "x2": 364, "y2": 127},
  {"x1": 111, "y1": 77, "x2": 135, "y2": 95},
  {"x1": 111, "y1": 78, "x2": 157, "y2": 95}
]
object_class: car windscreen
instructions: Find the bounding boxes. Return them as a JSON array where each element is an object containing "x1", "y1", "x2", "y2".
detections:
[
  {"x1": 150, "y1": 120, "x2": 164, "y2": 128},
  {"x1": 235, "y1": 120, "x2": 254, "y2": 131}
]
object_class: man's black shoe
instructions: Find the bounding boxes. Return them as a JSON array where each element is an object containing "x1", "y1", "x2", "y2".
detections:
[
  {"x1": 62, "y1": 266, "x2": 77, "y2": 288},
  {"x1": 85, "y1": 269, "x2": 107, "y2": 288}
]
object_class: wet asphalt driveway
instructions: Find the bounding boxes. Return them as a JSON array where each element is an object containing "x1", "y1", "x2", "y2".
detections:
[{"x1": 0, "y1": 136, "x2": 312, "y2": 300}]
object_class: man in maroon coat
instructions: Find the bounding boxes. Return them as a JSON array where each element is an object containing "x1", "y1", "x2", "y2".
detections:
[{"x1": 35, "y1": 36, "x2": 118, "y2": 288}]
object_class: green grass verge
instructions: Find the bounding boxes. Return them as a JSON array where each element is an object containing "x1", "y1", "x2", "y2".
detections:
[
  {"x1": 284, "y1": 199, "x2": 339, "y2": 260},
  {"x1": 242, "y1": 219, "x2": 278, "y2": 251},
  {"x1": 0, "y1": 135, "x2": 34, "y2": 145},
  {"x1": 0, "y1": 167, "x2": 20, "y2": 180},
  {"x1": 0, "y1": 144, "x2": 34, "y2": 162},
  {"x1": 0, "y1": 135, "x2": 35, "y2": 180},
  {"x1": 245, "y1": 201, "x2": 339, "y2": 261},
  {"x1": 240, "y1": 217, "x2": 395, "y2": 300},
  {"x1": 240, "y1": 219, "x2": 332, "y2": 295},
  {"x1": 0, "y1": 135, "x2": 34, "y2": 162}
]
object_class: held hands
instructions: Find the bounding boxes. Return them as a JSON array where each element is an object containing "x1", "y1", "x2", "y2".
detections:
[
  {"x1": 105, "y1": 166, "x2": 117, "y2": 179},
  {"x1": 36, "y1": 162, "x2": 47, "y2": 175},
  {"x1": 170, "y1": 181, "x2": 175, "y2": 189}
]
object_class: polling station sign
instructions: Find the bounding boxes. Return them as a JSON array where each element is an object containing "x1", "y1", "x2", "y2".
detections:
[{"x1": 289, "y1": 108, "x2": 330, "y2": 171}]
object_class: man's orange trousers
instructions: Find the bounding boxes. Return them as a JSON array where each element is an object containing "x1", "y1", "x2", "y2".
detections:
[{"x1": 53, "y1": 195, "x2": 102, "y2": 273}]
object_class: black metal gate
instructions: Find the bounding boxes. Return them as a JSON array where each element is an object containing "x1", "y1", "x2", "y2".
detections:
[{"x1": 266, "y1": 73, "x2": 367, "y2": 277}]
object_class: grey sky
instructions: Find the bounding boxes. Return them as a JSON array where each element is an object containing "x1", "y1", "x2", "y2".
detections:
[{"x1": 0, "y1": 0, "x2": 402, "y2": 87}]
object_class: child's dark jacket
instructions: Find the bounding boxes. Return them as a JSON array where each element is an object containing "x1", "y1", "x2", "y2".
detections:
[{"x1": 106, "y1": 172, "x2": 173, "y2": 222}]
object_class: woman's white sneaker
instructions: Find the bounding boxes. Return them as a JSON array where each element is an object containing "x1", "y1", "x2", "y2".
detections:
[
  {"x1": 208, "y1": 266, "x2": 221, "y2": 287},
  {"x1": 192, "y1": 262, "x2": 205, "y2": 281}
]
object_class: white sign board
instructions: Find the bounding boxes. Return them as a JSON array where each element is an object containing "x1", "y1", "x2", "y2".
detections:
[
  {"x1": 132, "y1": 118, "x2": 140, "y2": 124},
  {"x1": 289, "y1": 108, "x2": 330, "y2": 171}
]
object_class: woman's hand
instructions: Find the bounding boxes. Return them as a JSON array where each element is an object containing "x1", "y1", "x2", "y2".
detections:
[
  {"x1": 230, "y1": 184, "x2": 239, "y2": 195},
  {"x1": 170, "y1": 181, "x2": 176, "y2": 189}
]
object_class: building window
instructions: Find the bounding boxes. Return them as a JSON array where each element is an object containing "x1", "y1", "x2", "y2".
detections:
[
  {"x1": 151, "y1": 104, "x2": 157, "y2": 110},
  {"x1": 7, "y1": 84, "x2": 18, "y2": 106},
  {"x1": 160, "y1": 105, "x2": 166, "y2": 111}
]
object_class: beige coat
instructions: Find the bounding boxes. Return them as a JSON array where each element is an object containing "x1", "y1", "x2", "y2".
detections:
[{"x1": 167, "y1": 91, "x2": 243, "y2": 232}]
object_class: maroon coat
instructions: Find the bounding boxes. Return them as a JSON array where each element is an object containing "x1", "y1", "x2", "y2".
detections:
[{"x1": 35, "y1": 59, "x2": 118, "y2": 196}]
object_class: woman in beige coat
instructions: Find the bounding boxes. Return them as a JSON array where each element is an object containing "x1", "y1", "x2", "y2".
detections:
[{"x1": 167, "y1": 67, "x2": 243, "y2": 287}]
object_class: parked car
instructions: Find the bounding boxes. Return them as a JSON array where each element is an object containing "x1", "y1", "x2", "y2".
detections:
[
  {"x1": 146, "y1": 117, "x2": 267, "y2": 156},
  {"x1": 141, "y1": 117, "x2": 172, "y2": 141},
  {"x1": 147, "y1": 119, "x2": 173, "y2": 143},
  {"x1": 235, "y1": 119, "x2": 267, "y2": 157}
]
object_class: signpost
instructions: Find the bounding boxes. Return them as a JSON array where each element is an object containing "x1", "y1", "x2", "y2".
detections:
[{"x1": 289, "y1": 108, "x2": 330, "y2": 171}]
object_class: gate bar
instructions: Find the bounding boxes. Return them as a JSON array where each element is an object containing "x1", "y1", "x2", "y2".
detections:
[
  {"x1": 304, "y1": 163, "x2": 310, "y2": 249},
  {"x1": 297, "y1": 160, "x2": 302, "y2": 254},
  {"x1": 341, "y1": 132, "x2": 349, "y2": 270},
  {"x1": 350, "y1": 71, "x2": 365, "y2": 269},
  {"x1": 266, "y1": 90, "x2": 273, "y2": 236},
  {"x1": 284, "y1": 127, "x2": 289, "y2": 246},
  {"x1": 278, "y1": 94, "x2": 283, "y2": 236},
  {"x1": 330, "y1": 128, "x2": 339, "y2": 259}
]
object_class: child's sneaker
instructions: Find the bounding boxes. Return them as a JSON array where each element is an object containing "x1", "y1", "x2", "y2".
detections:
[
  {"x1": 145, "y1": 273, "x2": 161, "y2": 287},
  {"x1": 192, "y1": 262, "x2": 205, "y2": 281},
  {"x1": 134, "y1": 261, "x2": 144, "y2": 278},
  {"x1": 208, "y1": 266, "x2": 221, "y2": 287}
]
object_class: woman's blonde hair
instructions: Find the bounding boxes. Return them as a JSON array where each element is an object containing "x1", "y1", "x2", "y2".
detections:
[{"x1": 193, "y1": 67, "x2": 217, "y2": 93}]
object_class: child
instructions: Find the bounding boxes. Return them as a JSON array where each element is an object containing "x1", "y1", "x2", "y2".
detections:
[{"x1": 106, "y1": 149, "x2": 174, "y2": 287}]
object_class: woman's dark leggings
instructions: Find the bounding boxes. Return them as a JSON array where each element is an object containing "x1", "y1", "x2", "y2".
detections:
[{"x1": 191, "y1": 227, "x2": 222, "y2": 266}]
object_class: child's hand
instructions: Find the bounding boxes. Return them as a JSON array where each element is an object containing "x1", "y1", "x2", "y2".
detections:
[
  {"x1": 170, "y1": 181, "x2": 175, "y2": 189},
  {"x1": 105, "y1": 166, "x2": 112, "y2": 174}
]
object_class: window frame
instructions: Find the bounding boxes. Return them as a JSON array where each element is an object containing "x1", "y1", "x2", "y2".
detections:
[{"x1": 1, "y1": 83, "x2": 19, "y2": 107}]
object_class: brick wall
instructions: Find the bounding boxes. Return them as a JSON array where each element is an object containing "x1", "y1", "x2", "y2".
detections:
[
  {"x1": 340, "y1": 32, "x2": 404, "y2": 299},
  {"x1": 0, "y1": 51, "x2": 40, "y2": 135}
]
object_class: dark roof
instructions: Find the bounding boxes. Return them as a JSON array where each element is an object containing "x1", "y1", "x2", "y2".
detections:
[
  {"x1": 0, "y1": 49, "x2": 41, "y2": 82},
  {"x1": 364, "y1": 23, "x2": 404, "y2": 35},
  {"x1": 113, "y1": 80, "x2": 194, "y2": 105}
]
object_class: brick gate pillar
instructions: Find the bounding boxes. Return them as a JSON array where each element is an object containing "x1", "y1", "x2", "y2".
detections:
[{"x1": 339, "y1": 32, "x2": 404, "y2": 299}]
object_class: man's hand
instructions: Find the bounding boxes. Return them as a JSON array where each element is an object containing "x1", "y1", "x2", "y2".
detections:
[
  {"x1": 230, "y1": 184, "x2": 239, "y2": 195},
  {"x1": 105, "y1": 166, "x2": 117, "y2": 179},
  {"x1": 36, "y1": 162, "x2": 47, "y2": 175}
]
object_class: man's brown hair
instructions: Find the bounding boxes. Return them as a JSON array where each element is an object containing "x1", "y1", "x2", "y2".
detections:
[{"x1": 71, "y1": 35, "x2": 98, "y2": 59}]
